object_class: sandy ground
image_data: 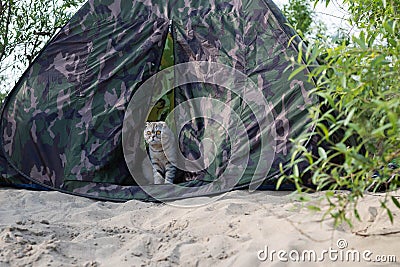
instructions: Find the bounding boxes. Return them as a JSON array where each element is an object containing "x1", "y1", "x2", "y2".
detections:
[{"x1": 0, "y1": 188, "x2": 399, "y2": 267}]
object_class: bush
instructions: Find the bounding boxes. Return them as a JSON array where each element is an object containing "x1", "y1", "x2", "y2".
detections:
[{"x1": 282, "y1": 0, "x2": 400, "y2": 226}]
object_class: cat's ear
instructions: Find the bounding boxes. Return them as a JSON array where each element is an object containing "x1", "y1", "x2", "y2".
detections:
[
  {"x1": 145, "y1": 122, "x2": 150, "y2": 127},
  {"x1": 158, "y1": 121, "x2": 166, "y2": 129}
]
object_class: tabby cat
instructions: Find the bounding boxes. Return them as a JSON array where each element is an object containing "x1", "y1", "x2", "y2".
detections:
[{"x1": 143, "y1": 122, "x2": 177, "y2": 184}]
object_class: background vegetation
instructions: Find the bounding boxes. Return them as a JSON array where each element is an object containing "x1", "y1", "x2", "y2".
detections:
[
  {"x1": 281, "y1": 0, "x2": 400, "y2": 226},
  {"x1": 0, "y1": 0, "x2": 85, "y2": 98}
]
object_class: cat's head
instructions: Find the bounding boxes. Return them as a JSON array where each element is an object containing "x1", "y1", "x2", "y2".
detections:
[{"x1": 144, "y1": 121, "x2": 166, "y2": 145}]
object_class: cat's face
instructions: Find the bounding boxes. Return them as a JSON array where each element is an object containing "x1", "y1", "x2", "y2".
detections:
[{"x1": 144, "y1": 122, "x2": 165, "y2": 145}]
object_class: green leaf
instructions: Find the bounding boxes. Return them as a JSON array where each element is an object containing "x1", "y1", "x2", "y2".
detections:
[
  {"x1": 371, "y1": 55, "x2": 388, "y2": 66},
  {"x1": 307, "y1": 205, "x2": 321, "y2": 212},
  {"x1": 293, "y1": 165, "x2": 299, "y2": 178},
  {"x1": 392, "y1": 197, "x2": 400, "y2": 209},
  {"x1": 325, "y1": 191, "x2": 335, "y2": 198},
  {"x1": 387, "y1": 208, "x2": 394, "y2": 224},
  {"x1": 371, "y1": 124, "x2": 392, "y2": 136},
  {"x1": 318, "y1": 147, "x2": 328, "y2": 160},
  {"x1": 288, "y1": 65, "x2": 307, "y2": 81},
  {"x1": 276, "y1": 175, "x2": 285, "y2": 190},
  {"x1": 335, "y1": 143, "x2": 347, "y2": 153},
  {"x1": 341, "y1": 75, "x2": 347, "y2": 89},
  {"x1": 316, "y1": 92, "x2": 335, "y2": 108},
  {"x1": 344, "y1": 108, "x2": 355, "y2": 126},
  {"x1": 383, "y1": 20, "x2": 394, "y2": 35},
  {"x1": 352, "y1": 34, "x2": 367, "y2": 49},
  {"x1": 297, "y1": 194, "x2": 311, "y2": 202},
  {"x1": 317, "y1": 123, "x2": 329, "y2": 139},
  {"x1": 297, "y1": 41, "x2": 304, "y2": 63},
  {"x1": 381, "y1": 201, "x2": 394, "y2": 224},
  {"x1": 308, "y1": 45, "x2": 320, "y2": 63},
  {"x1": 354, "y1": 208, "x2": 361, "y2": 221}
]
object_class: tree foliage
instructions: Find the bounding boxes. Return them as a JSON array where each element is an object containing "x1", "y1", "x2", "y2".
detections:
[
  {"x1": 282, "y1": 0, "x2": 315, "y2": 35},
  {"x1": 283, "y1": 0, "x2": 400, "y2": 226},
  {"x1": 0, "y1": 0, "x2": 84, "y2": 98}
]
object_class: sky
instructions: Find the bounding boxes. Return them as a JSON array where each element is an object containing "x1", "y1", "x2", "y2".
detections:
[{"x1": 274, "y1": 0, "x2": 351, "y2": 35}]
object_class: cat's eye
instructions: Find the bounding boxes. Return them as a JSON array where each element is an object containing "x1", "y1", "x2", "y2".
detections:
[
  {"x1": 156, "y1": 131, "x2": 161, "y2": 135},
  {"x1": 147, "y1": 131, "x2": 151, "y2": 135}
]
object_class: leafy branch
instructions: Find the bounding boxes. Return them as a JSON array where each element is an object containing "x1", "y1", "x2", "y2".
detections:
[{"x1": 282, "y1": 0, "x2": 400, "y2": 227}]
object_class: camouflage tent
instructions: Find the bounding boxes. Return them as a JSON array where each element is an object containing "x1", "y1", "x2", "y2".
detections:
[{"x1": 0, "y1": 0, "x2": 320, "y2": 202}]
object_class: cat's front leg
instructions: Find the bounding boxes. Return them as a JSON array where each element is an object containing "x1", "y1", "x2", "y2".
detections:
[
  {"x1": 153, "y1": 168, "x2": 165, "y2": 184},
  {"x1": 164, "y1": 163, "x2": 176, "y2": 184}
]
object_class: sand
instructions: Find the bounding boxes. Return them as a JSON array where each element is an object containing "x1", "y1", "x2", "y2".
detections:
[{"x1": 0, "y1": 188, "x2": 399, "y2": 267}]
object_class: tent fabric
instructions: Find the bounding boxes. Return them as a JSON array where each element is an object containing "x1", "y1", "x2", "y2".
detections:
[{"x1": 0, "y1": 0, "x2": 315, "y2": 201}]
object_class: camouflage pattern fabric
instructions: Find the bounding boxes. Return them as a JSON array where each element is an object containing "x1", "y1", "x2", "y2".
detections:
[
  {"x1": 0, "y1": 0, "x2": 315, "y2": 202},
  {"x1": 148, "y1": 33, "x2": 175, "y2": 122}
]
